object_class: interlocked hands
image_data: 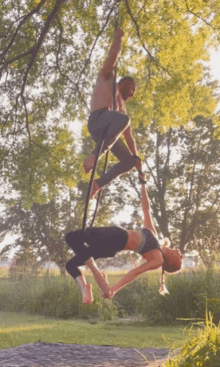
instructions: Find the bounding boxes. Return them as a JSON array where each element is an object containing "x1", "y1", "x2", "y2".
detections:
[
  {"x1": 101, "y1": 288, "x2": 115, "y2": 299},
  {"x1": 99, "y1": 272, "x2": 115, "y2": 299}
]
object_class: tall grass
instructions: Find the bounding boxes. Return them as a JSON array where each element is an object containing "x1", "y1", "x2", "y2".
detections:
[
  {"x1": 113, "y1": 268, "x2": 220, "y2": 324},
  {"x1": 164, "y1": 312, "x2": 220, "y2": 367},
  {"x1": 0, "y1": 268, "x2": 219, "y2": 323},
  {"x1": 0, "y1": 275, "x2": 118, "y2": 320}
]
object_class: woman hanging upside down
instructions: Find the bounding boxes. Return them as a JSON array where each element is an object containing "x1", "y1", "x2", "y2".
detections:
[{"x1": 65, "y1": 182, "x2": 184, "y2": 304}]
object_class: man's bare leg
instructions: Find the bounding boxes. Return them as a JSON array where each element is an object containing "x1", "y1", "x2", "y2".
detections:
[
  {"x1": 90, "y1": 180, "x2": 101, "y2": 199},
  {"x1": 75, "y1": 275, "x2": 94, "y2": 305},
  {"x1": 85, "y1": 257, "x2": 109, "y2": 296},
  {"x1": 83, "y1": 154, "x2": 96, "y2": 174}
]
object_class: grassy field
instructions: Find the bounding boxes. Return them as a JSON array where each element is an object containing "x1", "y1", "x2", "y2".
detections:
[
  {"x1": 0, "y1": 311, "x2": 194, "y2": 350},
  {"x1": 0, "y1": 266, "x2": 61, "y2": 279},
  {"x1": 0, "y1": 266, "x2": 127, "y2": 280},
  {"x1": 1, "y1": 264, "x2": 220, "y2": 367}
]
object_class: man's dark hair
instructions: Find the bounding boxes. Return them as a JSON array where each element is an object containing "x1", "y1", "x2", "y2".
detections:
[{"x1": 118, "y1": 76, "x2": 135, "y2": 84}]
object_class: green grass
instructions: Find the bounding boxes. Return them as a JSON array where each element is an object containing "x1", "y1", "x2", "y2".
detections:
[{"x1": 0, "y1": 311, "x2": 193, "y2": 350}]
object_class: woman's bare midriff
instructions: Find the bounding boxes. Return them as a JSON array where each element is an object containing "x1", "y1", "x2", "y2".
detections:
[
  {"x1": 124, "y1": 229, "x2": 162, "y2": 262},
  {"x1": 124, "y1": 230, "x2": 142, "y2": 251}
]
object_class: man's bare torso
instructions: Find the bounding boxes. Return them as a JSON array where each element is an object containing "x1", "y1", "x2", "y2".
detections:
[{"x1": 90, "y1": 74, "x2": 126, "y2": 114}]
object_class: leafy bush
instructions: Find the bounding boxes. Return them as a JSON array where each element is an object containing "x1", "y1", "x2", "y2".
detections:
[{"x1": 165, "y1": 313, "x2": 220, "y2": 367}]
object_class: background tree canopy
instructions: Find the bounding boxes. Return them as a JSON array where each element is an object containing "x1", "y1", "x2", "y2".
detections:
[
  {"x1": 0, "y1": 0, "x2": 220, "y2": 259},
  {"x1": 1, "y1": 0, "x2": 220, "y2": 202}
]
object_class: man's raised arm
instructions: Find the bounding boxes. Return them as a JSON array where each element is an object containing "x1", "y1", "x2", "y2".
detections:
[{"x1": 99, "y1": 28, "x2": 124, "y2": 79}]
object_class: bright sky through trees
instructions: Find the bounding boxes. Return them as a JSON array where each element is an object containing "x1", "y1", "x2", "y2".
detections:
[
  {"x1": 0, "y1": 0, "x2": 220, "y2": 258},
  {"x1": 210, "y1": 49, "x2": 220, "y2": 91},
  {"x1": 1, "y1": 50, "x2": 220, "y2": 257}
]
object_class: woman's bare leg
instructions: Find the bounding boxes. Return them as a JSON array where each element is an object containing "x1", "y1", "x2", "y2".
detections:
[
  {"x1": 75, "y1": 275, "x2": 94, "y2": 305},
  {"x1": 85, "y1": 257, "x2": 109, "y2": 296}
]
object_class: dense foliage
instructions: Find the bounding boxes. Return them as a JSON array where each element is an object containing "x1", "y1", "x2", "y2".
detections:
[{"x1": 0, "y1": 0, "x2": 220, "y2": 204}]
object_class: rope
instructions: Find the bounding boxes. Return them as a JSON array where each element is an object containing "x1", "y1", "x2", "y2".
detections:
[
  {"x1": 90, "y1": 150, "x2": 109, "y2": 227},
  {"x1": 90, "y1": 0, "x2": 121, "y2": 227},
  {"x1": 82, "y1": 0, "x2": 121, "y2": 235},
  {"x1": 113, "y1": 0, "x2": 120, "y2": 109},
  {"x1": 82, "y1": 125, "x2": 109, "y2": 234}
]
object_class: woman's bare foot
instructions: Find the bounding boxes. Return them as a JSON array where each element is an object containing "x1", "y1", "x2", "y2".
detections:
[
  {"x1": 101, "y1": 272, "x2": 108, "y2": 285},
  {"x1": 98, "y1": 272, "x2": 110, "y2": 297},
  {"x1": 90, "y1": 180, "x2": 101, "y2": 199},
  {"x1": 83, "y1": 283, "x2": 94, "y2": 305},
  {"x1": 83, "y1": 154, "x2": 96, "y2": 174}
]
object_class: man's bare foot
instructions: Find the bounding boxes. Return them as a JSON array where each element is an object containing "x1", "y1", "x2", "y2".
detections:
[
  {"x1": 83, "y1": 283, "x2": 94, "y2": 305},
  {"x1": 90, "y1": 180, "x2": 101, "y2": 199},
  {"x1": 84, "y1": 154, "x2": 96, "y2": 174}
]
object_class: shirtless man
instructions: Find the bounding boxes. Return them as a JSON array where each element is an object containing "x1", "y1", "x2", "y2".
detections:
[{"x1": 83, "y1": 28, "x2": 143, "y2": 198}]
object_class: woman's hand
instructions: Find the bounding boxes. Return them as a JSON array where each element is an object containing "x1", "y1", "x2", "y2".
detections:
[{"x1": 139, "y1": 171, "x2": 146, "y2": 184}]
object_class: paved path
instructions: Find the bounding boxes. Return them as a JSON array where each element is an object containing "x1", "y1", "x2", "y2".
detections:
[{"x1": 0, "y1": 343, "x2": 177, "y2": 367}]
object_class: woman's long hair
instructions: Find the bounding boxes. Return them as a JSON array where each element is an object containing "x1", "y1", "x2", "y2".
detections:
[{"x1": 159, "y1": 239, "x2": 182, "y2": 295}]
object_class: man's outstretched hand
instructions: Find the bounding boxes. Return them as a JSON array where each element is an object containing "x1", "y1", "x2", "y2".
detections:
[
  {"x1": 134, "y1": 156, "x2": 147, "y2": 184},
  {"x1": 134, "y1": 155, "x2": 142, "y2": 171}
]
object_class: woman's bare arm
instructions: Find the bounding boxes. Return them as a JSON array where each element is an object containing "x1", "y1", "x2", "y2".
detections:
[
  {"x1": 105, "y1": 256, "x2": 163, "y2": 297},
  {"x1": 141, "y1": 183, "x2": 157, "y2": 235}
]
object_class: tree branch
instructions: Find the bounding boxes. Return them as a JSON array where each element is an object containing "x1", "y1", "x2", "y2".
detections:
[
  {"x1": 22, "y1": 96, "x2": 32, "y2": 160},
  {"x1": 0, "y1": 0, "x2": 47, "y2": 60},
  {"x1": 156, "y1": 132, "x2": 162, "y2": 192},
  {"x1": 185, "y1": 0, "x2": 219, "y2": 31},
  {"x1": 127, "y1": 174, "x2": 141, "y2": 199},
  {"x1": 188, "y1": 129, "x2": 203, "y2": 205},
  {"x1": 31, "y1": 140, "x2": 61, "y2": 164},
  {"x1": 162, "y1": 128, "x2": 172, "y2": 193},
  {"x1": 76, "y1": 0, "x2": 118, "y2": 88},
  {"x1": 1, "y1": 105, "x2": 17, "y2": 136},
  {"x1": 124, "y1": 0, "x2": 172, "y2": 77},
  {"x1": 55, "y1": 16, "x2": 90, "y2": 112},
  {"x1": 20, "y1": 0, "x2": 66, "y2": 98},
  {"x1": 145, "y1": 158, "x2": 158, "y2": 189},
  {"x1": 1, "y1": 48, "x2": 35, "y2": 70}
]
